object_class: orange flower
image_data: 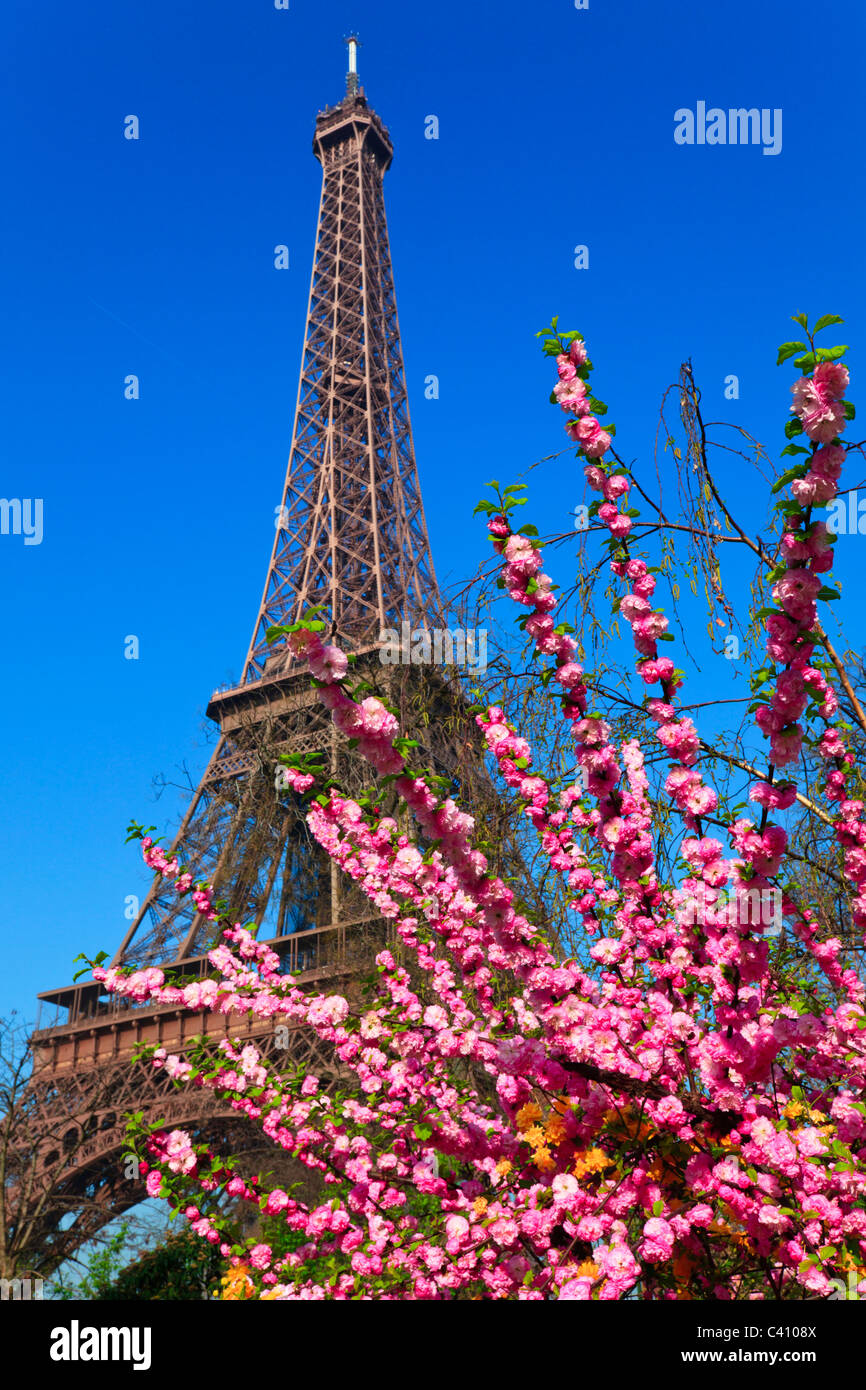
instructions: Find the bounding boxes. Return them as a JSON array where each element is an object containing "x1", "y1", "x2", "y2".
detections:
[
  {"x1": 545, "y1": 1114, "x2": 567, "y2": 1144},
  {"x1": 220, "y1": 1264, "x2": 255, "y2": 1301},
  {"x1": 516, "y1": 1102, "x2": 543, "y2": 1132},
  {"x1": 573, "y1": 1147, "x2": 611, "y2": 1178}
]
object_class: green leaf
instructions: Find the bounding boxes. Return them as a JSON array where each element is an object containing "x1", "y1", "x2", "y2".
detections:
[
  {"x1": 793, "y1": 352, "x2": 816, "y2": 371},
  {"x1": 817, "y1": 586, "x2": 841, "y2": 601},
  {"x1": 813, "y1": 314, "x2": 844, "y2": 334},
  {"x1": 791, "y1": 312, "x2": 809, "y2": 330},
  {"x1": 845, "y1": 401, "x2": 856, "y2": 420},
  {"x1": 771, "y1": 464, "x2": 807, "y2": 494},
  {"x1": 779, "y1": 444, "x2": 811, "y2": 457},
  {"x1": 784, "y1": 418, "x2": 804, "y2": 439},
  {"x1": 125, "y1": 821, "x2": 157, "y2": 844},
  {"x1": 777, "y1": 341, "x2": 808, "y2": 365},
  {"x1": 816, "y1": 345, "x2": 848, "y2": 362}
]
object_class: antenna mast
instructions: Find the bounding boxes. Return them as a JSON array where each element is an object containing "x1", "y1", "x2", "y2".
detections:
[{"x1": 345, "y1": 33, "x2": 361, "y2": 97}]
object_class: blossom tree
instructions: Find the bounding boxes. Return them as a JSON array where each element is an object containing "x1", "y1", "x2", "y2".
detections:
[{"x1": 84, "y1": 313, "x2": 866, "y2": 1300}]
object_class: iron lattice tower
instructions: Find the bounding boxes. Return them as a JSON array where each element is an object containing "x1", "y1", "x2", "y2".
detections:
[
  {"x1": 25, "y1": 44, "x2": 446, "y2": 1268},
  {"x1": 96, "y1": 41, "x2": 436, "y2": 973},
  {"x1": 246, "y1": 36, "x2": 436, "y2": 686}
]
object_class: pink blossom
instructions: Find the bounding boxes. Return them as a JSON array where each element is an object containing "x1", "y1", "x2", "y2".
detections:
[
  {"x1": 791, "y1": 365, "x2": 849, "y2": 443},
  {"x1": 308, "y1": 644, "x2": 349, "y2": 682}
]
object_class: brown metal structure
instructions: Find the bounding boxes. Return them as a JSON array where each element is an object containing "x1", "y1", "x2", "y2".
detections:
[{"x1": 24, "y1": 44, "x2": 445, "y2": 1267}]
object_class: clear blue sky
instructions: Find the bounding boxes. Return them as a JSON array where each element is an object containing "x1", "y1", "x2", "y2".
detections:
[{"x1": 1, "y1": 0, "x2": 864, "y2": 1018}]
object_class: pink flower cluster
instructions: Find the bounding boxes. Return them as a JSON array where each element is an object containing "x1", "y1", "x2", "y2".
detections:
[
  {"x1": 287, "y1": 631, "x2": 403, "y2": 775},
  {"x1": 757, "y1": 362, "x2": 848, "y2": 769},
  {"x1": 275, "y1": 766, "x2": 316, "y2": 795},
  {"x1": 553, "y1": 340, "x2": 612, "y2": 458},
  {"x1": 791, "y1": 362, "x2": 849, "y2": 445},
  {"x1": 85, "y1": 326, "x2": 866, "y2": 1303},
  {"x1": 759, "y1": 355, "x2": 866, "y2": 928}
]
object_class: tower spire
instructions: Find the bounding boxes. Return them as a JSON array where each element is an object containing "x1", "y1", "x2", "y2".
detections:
[{"x1": 345, "y1": 33, "x2": 361, "y2": 98}]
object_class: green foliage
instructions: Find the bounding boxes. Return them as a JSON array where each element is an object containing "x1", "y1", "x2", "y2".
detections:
[
  {"x1": 813, "y1": 314, "x2": 844, "y2": 334},
  {"x1": 54, "y1": 1224, "x2": 131, "y2": 1300},
  {"x1": 776, "y1": 341, "x2": 807, "y2": 366},
  {"x1": 57, "y1": 1225, "x2": 223, "y2": 1302}
]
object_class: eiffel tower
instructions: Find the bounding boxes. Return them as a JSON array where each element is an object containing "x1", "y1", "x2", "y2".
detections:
[{"x1": 21, "y1": 38, "x2": 449, "y2": 1274}]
